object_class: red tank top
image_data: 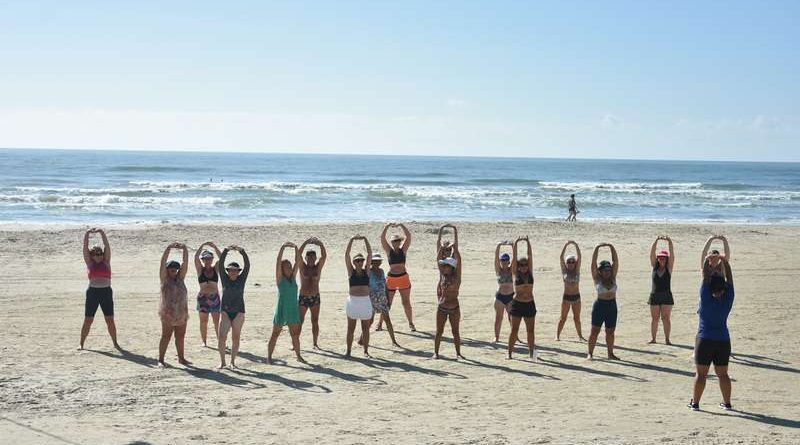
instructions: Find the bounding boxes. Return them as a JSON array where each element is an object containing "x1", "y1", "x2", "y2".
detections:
[{"x1": 87, "y1": 261, "x2": 112, "y2": 280}]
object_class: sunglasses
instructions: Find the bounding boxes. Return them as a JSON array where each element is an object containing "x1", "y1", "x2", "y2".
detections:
[
  {"x1": 354, "y1": 259, "x2": 365, "y2": 262},
  {"x1": 566, "y1": 260, "x2": 576, "y2": 264}
]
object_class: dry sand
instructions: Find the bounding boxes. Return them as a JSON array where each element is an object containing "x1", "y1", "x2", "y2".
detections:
[{"x1": 1, "y1": 221, "x2": 798, "y2": 444}]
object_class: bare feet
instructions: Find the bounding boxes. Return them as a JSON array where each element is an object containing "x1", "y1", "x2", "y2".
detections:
[
  {"x1": 392, "y1": 341, "x2": 401, "y2": 347},
  {"x1": 666, "y1": 340, "x2": 673, "y2": 346},
  {"x1": 178, "y1": 358, "x2": 191, "y2": 366},
  {"x1": 555, "y1": 336, "x2": 561, "y2": 341},
  {"x1": 230, "y1": 362, "x2": 238, "y2": 369},
  {"x1": 433, "y1": 353, "x2": 440, "y2": 359},
  {"x1": 313, "y1": 343, "x2": 320, "y2": 350},
  {"x1": 586, "y1": 353, "x2": 593, "y2": 360},
  {"x1": 217, "y1": 362, "x2": 227, "y2": 370},
  {"x1": 363, "y1": 351, "x2": 371, "y2": 358},
  {"x1": 113, "y1": 342, "x2": 122, "y2": 350},
  {"x1": 608, "y1": 353, "x2": 620, "y2": 360},
  {"x1": 375, "y1": 325, "x2": 383, "y2": 332},
  {"x1": 266, "y1": 357, "x2": 273, "y2": 365},
  {"x1": 296, "y1": 355, "x2": 306, "y2": 364},
  {"x1": 648, "y1": 339, "x2": 657, "y2": 344},
  {"x1": 579, "y1": 336, "x2": 587, "y2": 342},
  {"x1": 409, "y1": 323, "x2": 416, "y2": 332},
  {"x1": 457, "y1": 353, "x2": 465, "y2": 360},
  {"x1": 157, "y1": 361, "x2": 166, "y2": 368}
]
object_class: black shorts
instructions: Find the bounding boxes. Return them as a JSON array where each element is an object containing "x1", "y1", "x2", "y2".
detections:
[
  {"x1": 509, "y1": 299, "x2": 536, "y2": 318},
  {"x1": 85, "y1": 287, "x2": 114, "y2": 317},
  {"x1": 694, "y1": 337, "x2": 731, "y2": 366},
  {"x1": 563, "y1": 293, "x2": 580, "y2": 303},
  {"x1": 648, "y1": 292, "x2": 674, "y2": 305}
]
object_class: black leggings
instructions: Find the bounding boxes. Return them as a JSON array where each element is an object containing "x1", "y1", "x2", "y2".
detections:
[{"x1": 85, "y1": 287, "x2": 114, "y2": 317}]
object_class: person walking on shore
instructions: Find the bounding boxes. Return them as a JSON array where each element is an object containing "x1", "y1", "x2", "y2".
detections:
[
  {"x1": 566, "y1": 194, "x2": 578, "y2": 221},
  {"x1": 80, "y1": 227, "x2": 120, "y2": 350}
]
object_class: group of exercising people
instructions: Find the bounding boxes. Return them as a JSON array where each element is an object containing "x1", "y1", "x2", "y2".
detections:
[{"x1": 81, "y1": 225, "x2": 735, "y2": 411}]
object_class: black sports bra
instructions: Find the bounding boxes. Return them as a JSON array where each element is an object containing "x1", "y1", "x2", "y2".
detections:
[
  {"x1": 349, "y1": 270, "x2": 370, "y2": 287},
  {"x1": 199, "y1": 266, "x2": 219, "y2": 284},
  {"x1": 515, "y1": 272, "x2": 534, "y2": 286},
  {"x1": 388, "y1": 248, "x2": 406, "y2": 265}
]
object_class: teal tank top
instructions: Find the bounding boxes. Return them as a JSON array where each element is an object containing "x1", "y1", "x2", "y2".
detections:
[{"x1": 278, "y1": 277, "x2": 298, "y2": 299}]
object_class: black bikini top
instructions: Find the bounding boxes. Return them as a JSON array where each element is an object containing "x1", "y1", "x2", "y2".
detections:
[
  {"x1": 388, "y1": 248, "x2": 406, "y2": 265},
  {"x1": 349, "y1": 270, "x2": 370, "y2": 287},
  {"x1": 515, "y1": 271, "x2": 534, "y2": 286},
  {"x1": 198, "y1": 266, "x2": 219, "y2": 284}
]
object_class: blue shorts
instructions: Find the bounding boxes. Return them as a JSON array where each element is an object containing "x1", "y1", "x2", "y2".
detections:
[
  {"x1": 495, "y1": 292, "x2": 514, "y2": 305},
  {"x1": 591, "y1": 299, "x2": 617, "y2": 329}
]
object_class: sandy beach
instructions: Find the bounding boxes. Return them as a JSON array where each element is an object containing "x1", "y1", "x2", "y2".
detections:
[{"x1": 1, "y1": 220, "x2": 798, "y2": 444}]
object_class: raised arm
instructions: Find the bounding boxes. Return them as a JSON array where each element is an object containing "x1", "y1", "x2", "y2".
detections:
[
  {"x1": 436, "y1": 225, "x2": 446, "y2": 250},
  {"x1": 276, "y1": 243, "x2": 288, "y2": 284},
  {"x1": 83, "y1": 229, "x2": 92, "y2": 265},
  {"x1": 178, "y1": 244, "x2": 189, "y2": 280},
  {"x1": 524, "y1": 236, "x2": 532, "y2": 267},
  {"x1": 495, "y1": 242, "x2": 503, "y2": 274},
  {"x1": 159, "y1": 244, "x2": 173, "y2": 282},
  {"x1": 218, "y1": 247, "x2": 230, "y2": 286},
  {"x1": 317, "y1": 238, "x2": 327, "y2": 271},
  {"x1": 700, "y1": 236, "x2": 715, "y2": 270},
  {"x1": 399, "y1": 223, "x2": 411, "y2": 252},
  {"x1": 721, "y1": 257, "x2": 733, "y2": 288},
  {"x1": 451, "y1": 225, "x2": 459, "y2": 249},
  {"x1": 381, "y1": 224, "x2": 392, "y2": 253},
  {"x1": 650, "y1": 237, "x2": 659, "y2": 268},
  {"x1": 591, "y1": 245, "x2": 601, "y2": 281},
  {"x1": 292, "y1": 243, "x2": 301, "y2": 279},
  {"x1": 720, "y1": 235, "x2": 731, "y2": 261},
  {"x1": 609, "y1": 244, "x2": 619, "y2": 278},
  {"x1": 194, "y1": 244, "x2": 205, "y2": 274},
  {"x1": 560, "y1": 241, "x2": 569, "y2": 272},
  {"x1": 573, "y1": 242, "x2": 582, "y2": 271},
  {"x1": 665, "y1": 236, "x2": 675, "y2": 273},
  {"x1": 97, "y1": 228, "x2": 110, "y2": 263},
  {"x1": 512, "y1": 238, "x2": 520, "y2": 271},
  {"x1": 240, "y1": 247, "x2": 251, "y2": 281},
  {"x1": 345, "y1": 237, "x2": 355, "y2": 275},
  {"x1": 364, "y1": 238, "x2": 373, "y2": 263}
]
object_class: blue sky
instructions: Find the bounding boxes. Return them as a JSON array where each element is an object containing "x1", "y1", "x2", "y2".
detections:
[{"x1": 0, "y1": 1, "x2": 798, "y2": 160}]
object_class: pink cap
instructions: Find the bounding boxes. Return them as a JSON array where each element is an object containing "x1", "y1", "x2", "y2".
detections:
[{"x1": 656, "y1": 249, "x2": 670, "y2": 258}]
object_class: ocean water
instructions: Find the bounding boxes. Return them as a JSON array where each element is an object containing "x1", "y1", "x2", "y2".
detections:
[{"x1": 1, "y1": 148, "x2": 798, "y2": 225}]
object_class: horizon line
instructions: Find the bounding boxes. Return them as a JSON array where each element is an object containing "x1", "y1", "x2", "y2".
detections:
[{"x1": 1, "y1": 146, "x2": 798, "y2": 164}]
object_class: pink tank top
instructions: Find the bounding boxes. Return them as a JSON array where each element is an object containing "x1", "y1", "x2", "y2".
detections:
[{"x1": 87, "y1": 261, "x2": 112, "y2": 280}]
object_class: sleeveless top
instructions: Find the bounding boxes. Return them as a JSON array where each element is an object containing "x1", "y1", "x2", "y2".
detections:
[
  {"x1": 388, "y1": 248, "x2": 406, "y2": 265},
  {"x1": 198, "y1": 266, "x2": 219, "y2": 283},
  {"x1": 87, "y1": 261, "x2": 111, "y2": 280},
  {"x1": 497, "y1": 269, "x2": 513, "y2": 285},
  {"x1": 368, "y1": 269, "x2": 387, "y2": 297},
  {"x1": 349, "y1": 270, "x2": 370, "y2": 287},
  {"x1": 515, "y1": 271, "x2": 534, "y2": 286},
  {"x1": 278, "y1": 277, "x2": 298, "y2": 299},
  {"x1": 596, "y1": 280, "x2": 618, "y2": 295},
  {"x1": 160, "y1": 277, "x2": 189, "y2": 325},
  {"x1": 651, "y1": 267, "x2": 672, "y2": 297}
]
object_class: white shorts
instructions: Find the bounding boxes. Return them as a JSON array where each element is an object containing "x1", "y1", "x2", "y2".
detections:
[{"x1": 346, "y1": 295, "x2": 374, "y2": 320}]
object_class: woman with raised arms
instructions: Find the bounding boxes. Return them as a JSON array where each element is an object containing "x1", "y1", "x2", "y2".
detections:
[
  {"x1": 298, "y1": 237, "x2": 327, "y2": 349},
  {"x1": 556, "y1": 240, "x2": 585, "y2": 341},
  {"x1": 378, "y1": 223, "x2": 415, "y2": 332},
  {"x1": 216, "y1": 245, "x2": 250, "y2": 369},
  {"x1": 587, "y1": 243, "x2": 620, "y2": 360},
  {"x1": 434, "y1": 224, "x2": 464, "y2": 359},
  {"x1": 493, "y1": 241, "x2": 514, "y2": 342},
  {"x1": 80, "y1": 228, "x2": 120, "y2": 350},
  {"x1": 648, "y1": 235, "x2": 675, "y2": 345},
  {"x1": 344, "y1": 235, "x2": 374, "y2": 357},
  {"x1": 507, "y1": 236, "x2": 537, "y2": 360},
  {"x1": 267, "y1": 242, "x2": 304, "y2": 364},
  {"x1": 158, "y1": 243, "x2": 190, "y2": 367},
  {"x1": 194, "y1": 242, "x2": 222, "y2": 347}
]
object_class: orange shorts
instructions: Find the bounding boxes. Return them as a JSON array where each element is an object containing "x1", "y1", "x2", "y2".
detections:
[{"x1": 386, "y1": 272, "x2": 411, "y2": 291}]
